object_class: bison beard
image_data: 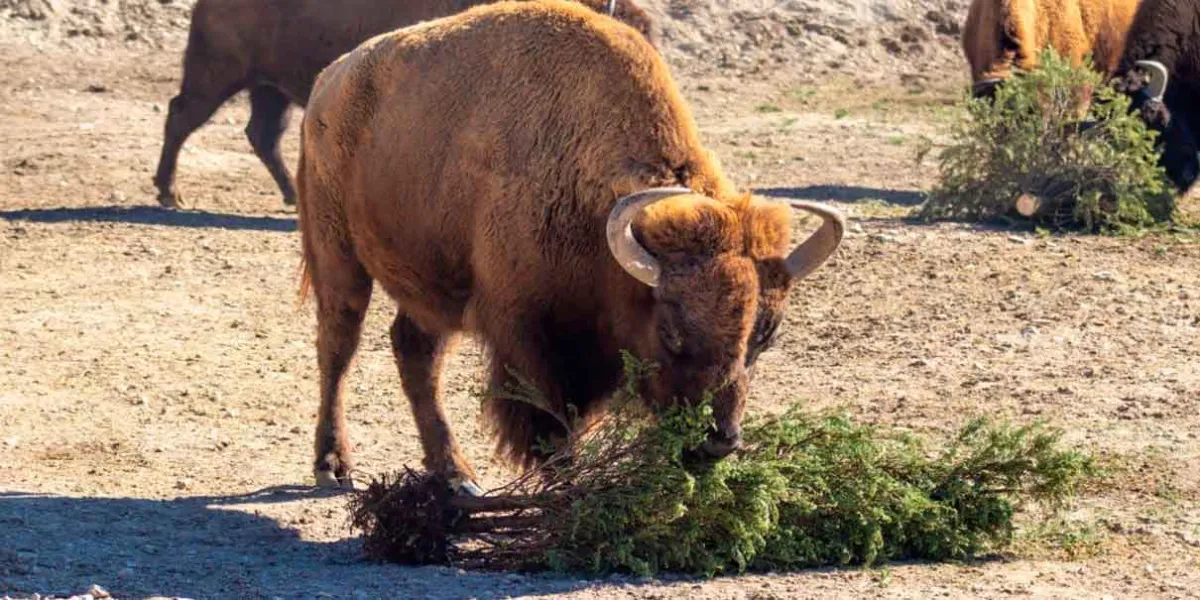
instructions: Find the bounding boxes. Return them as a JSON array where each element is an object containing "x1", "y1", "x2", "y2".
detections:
[{"x1": 295, "y1": 0, "x2": 845, "y2": 493}]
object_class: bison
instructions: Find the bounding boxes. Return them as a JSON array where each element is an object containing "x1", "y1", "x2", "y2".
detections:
[
  {"x1": 961, "y1": 0, "x2": 1143, "y2": 98},
  {"x1": 151, "y1": 0, "x2": 657, "y2": 208},
  {"x1": 1110, "y1": 0, "x2": 1200, "y2": 192},
  {"x1": 296, "y1": 0, "x2": 846, "y2": 492}
]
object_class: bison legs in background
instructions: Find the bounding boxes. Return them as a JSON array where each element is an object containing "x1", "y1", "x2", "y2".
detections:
[
  {"x1": 153, "y1": 86, "x2": 238, "y2": 208},
  {"x1": 390, "y1": 314, "x2": 481, "y2": 495},
  {"x1": 245, "y1": 86, "x2": 297, "y2": 205},
  {"x1": 153, "y1": 80, "x2": 297, "y2": 208}
]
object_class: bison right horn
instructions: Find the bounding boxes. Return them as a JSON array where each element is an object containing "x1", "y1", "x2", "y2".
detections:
[
  {"x1": 1135, "y1": 60, "x2": 1169, "y2": 102},
  {"x1": 606, "y1": 186, "x2": 693, "y2": 287},
  {"x1": 783, "y1": 200, "x2": 846, "y2": 280}
]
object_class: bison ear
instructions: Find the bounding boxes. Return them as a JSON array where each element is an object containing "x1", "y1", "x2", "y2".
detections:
[
  {"x1": 1141, "y1": 100, "x2": 1172, "y2": 128},
  {"x1": 741, "y1": 199, "x2": 791, "y2": 259}
]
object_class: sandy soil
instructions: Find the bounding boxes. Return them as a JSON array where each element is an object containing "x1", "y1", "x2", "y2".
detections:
[{"x1": 2, "y1": 1, "x2": 1199, "y2": 599}]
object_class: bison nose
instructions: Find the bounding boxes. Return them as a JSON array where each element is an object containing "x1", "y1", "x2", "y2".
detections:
[{"x1": 701, "y1": 429, "x2": 742, "y2": 459}]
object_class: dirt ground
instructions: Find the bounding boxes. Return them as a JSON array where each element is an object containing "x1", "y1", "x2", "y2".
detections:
[{"x1": 2, "y1": 1, "x2": 1199, "y2": 599}]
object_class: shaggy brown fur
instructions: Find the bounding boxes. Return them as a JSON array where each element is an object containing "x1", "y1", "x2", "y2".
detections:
[
  {"x1": 296, "y1": 0, "x2": 838, "y2": 490},
  {"x1": 962, "y1": 0, "x2": 1143, "y2": 95},
  {"x1": 151, "y1": 0, "x2": 657, "y2": 208}
]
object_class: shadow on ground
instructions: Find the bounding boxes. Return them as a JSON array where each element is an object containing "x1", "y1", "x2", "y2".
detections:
[
  {"x1": 0, "y1": 487, "x2": 621, "y2": 599},
  {"x1": 757, "y1": 185, "x2": 924, "y2": 206},
  {"x1": 0, "y1": 206, "x2": 296, "y2": 232}
]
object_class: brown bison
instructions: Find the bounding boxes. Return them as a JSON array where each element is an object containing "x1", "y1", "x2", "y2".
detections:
[
  {"x1": 151, "y1": 0, "x2": 657, "y2": 208},
  {"x1": 1110, "y1": 0, "x2": 1200, "y2": 192},
  {"x1": 962, "y1": 0, "x2": 1143, "y2": 97},
  {"x1": 297, "y1": 0, "x2": 846, "y2": 491}
]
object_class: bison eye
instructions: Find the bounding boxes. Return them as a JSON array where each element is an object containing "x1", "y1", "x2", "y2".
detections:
[{"x1": 753, "y1": 319, "x2": 781, "y2": 350}]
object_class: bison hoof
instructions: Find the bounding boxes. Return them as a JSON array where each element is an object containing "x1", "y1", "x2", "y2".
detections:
[
  {"x1": 449, "y1": 476, "x2": 484, "y2": 497},
  {"x1": 282, "y1": 194, "x2": 297, "y2": 207},
  {"x1": 314, "y1": 468, "x2": 354, "y2": 490},
  {"x1": 157, "y1": 190, "x2": 182, "y2": 209}
]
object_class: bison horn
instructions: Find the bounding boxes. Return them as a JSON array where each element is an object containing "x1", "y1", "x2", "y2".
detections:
[
  {"x1": 1135, "y1": 60, "x2": 1169, "y2": 101},
  {"x1": 783, "y1": 200, "x2": 846, "y2": 280},
  {"x1": 606, "y1": 186, "x2": 693, "y2": 287},
  {"x1": 606, "y1": 0, "x2": 616, "y2": 15}
]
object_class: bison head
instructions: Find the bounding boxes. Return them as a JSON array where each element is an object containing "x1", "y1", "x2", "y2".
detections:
[
  {"x1": 971, "y1": 77, "x2": 1004, "y2": 100},
  {"x1": 606, "y1": 188, "x2": 844, "y2": 458},
  {"x1": 1115, "y1": 61, "x2": 1200, "y2": 192}
]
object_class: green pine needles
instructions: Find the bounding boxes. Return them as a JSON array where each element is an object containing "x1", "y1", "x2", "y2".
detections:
[
  {"x1": 919, "y1": 48, "x2": 1175, "y2": 232},
  {"x1": 348, "y1": 354, "x2": 1096, "y2": 576}
]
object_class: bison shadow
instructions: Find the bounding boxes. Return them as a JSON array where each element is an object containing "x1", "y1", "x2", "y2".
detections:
[
  {"x1": 756, "y1": 185, "x2": 925, "y2": 207},
  {"x1": 0, "y1": 487, "x2": 632, "y2": 599},
  {"x1": 0, "y1": 206, "x2": 296, "y2": 232}
]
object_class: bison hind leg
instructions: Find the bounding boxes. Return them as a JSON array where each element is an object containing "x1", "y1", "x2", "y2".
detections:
[{"x1": 303, "y1": 202, "x2": 374, "y2": 489}]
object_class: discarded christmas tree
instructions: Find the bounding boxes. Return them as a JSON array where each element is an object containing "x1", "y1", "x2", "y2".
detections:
[{"x1": 348, "y1": 354, "x2": 1095, "y2": 576}]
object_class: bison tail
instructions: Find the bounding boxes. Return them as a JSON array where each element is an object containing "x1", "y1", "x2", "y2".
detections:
[
  {"x1": 294, "y1": 140, "x2": 315, "y2": 309},
  {"x1": 296, "y1": 251, "x2": 313, "y2": 307}
]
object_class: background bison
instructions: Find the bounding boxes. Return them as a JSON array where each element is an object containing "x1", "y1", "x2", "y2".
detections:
[
  {"x1": 151, "y1": 0, "x2": 657, "y2": 208},
  {"x1": 1111, "y1": 0, "x2": 1200, "y2": 192},
  {"x1": 961, "y1": 0, "x2": 1143, "y2": 97},
  {"x1": 297, "y1": 0, "x2": 843, "y2": 490}
]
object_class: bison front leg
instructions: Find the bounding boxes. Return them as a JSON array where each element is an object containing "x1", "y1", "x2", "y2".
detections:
[
  {"x1": 390, "y1": 314, "x2": 481, "y2": 496},
  {"x1": 153, "y1": 90, "x2": 236, "y2": 208},
  {"x1": 245, "y1": 86, "x2": 298, "y2": 205}
]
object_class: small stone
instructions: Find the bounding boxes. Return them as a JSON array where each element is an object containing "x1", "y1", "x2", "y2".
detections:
[
  {"x1": 1093, "y1": 271, "x2": 1119, "y2": 282},
  {"x1": 89, "y1": 584, "x2": 111, "y2": 598},
  {"x1": 175, "y1": 479, "x2": 189, "y2": 490},
  {"x1": 108, "y1": 190, "x2": 125, "y2": 203},
  {"x1": 1007, "y1": 235, "x2": 1029, "y2": 245}
]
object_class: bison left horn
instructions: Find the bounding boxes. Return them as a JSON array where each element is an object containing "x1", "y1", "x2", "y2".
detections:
[
  {"x1": 783, "y1": 200, "x2": 846, "y2": 280},
  {"x1": 606, "y1": 186, "x2": 692, "y2": 287},
  {"x1": 1135, "y1": 60, "x2": 1169, "y2": 102}
]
